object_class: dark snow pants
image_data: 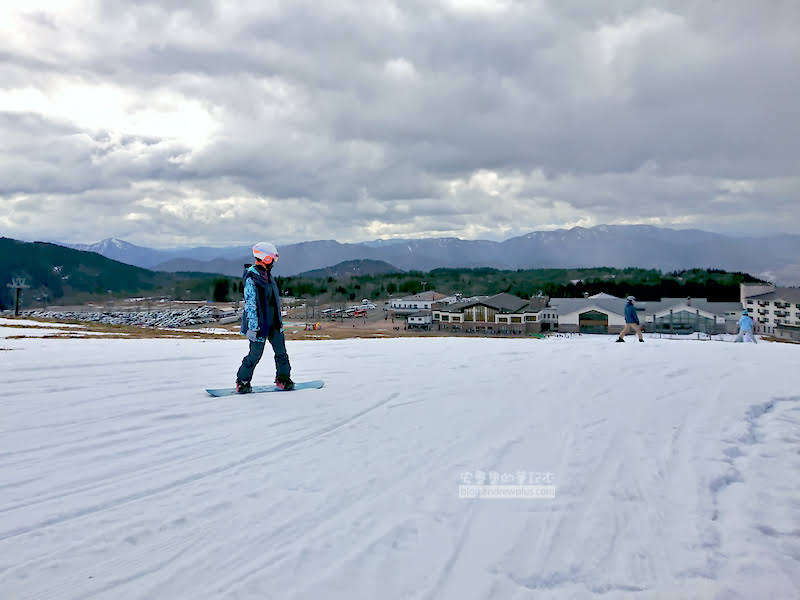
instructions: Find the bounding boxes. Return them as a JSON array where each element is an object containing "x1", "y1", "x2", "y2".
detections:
[{"x1": 236, "y1": 330, "x2": 291, "y2": 383}]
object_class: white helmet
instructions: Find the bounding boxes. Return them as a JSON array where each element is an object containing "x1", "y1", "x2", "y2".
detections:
[
  {"x1": 626, "y1": 296, "x2": 636, "y2": 302},
  {"x1": 252, "y1": 241, "x2": 278, "y2": 264}
]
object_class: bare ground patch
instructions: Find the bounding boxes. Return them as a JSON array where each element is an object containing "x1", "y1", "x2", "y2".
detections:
[{"x1": 4, "y1": 316, "x2": 546, "y2": 342}]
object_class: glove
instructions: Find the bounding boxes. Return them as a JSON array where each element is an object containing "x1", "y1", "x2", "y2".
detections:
[{"x1": 246, "y1": 329, "x2": 259, "y2": 342}]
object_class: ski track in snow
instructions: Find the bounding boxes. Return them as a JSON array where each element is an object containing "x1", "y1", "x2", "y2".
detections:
[{"x1": 0, "y1": 332, "x2": 799, "y2": 599}]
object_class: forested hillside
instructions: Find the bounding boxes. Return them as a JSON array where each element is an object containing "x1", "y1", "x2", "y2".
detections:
[
  {"x1": 0, "y1": 238, "x2": 236, "y2": 309},
  {"x1": 277, "y1": 267, "x2": 766, "y2": 303}
]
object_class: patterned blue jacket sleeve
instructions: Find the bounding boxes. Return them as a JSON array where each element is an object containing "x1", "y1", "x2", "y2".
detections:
[{"x1": 244, "y1": 277, "x2": 259, "y2": 333}]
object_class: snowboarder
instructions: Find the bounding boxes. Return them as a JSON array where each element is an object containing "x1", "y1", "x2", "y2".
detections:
[
  {"x1": 734, "y1": 309, "x2": 758, "y2": 343},
  {"x1": 616, "y1": 296, "x2": 644, "y2": 342},
  {"x1": 236, "y1": 242, "x2": 294, "y2": 392}
]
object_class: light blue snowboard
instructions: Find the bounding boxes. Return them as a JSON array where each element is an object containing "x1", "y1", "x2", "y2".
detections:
[{"x1": 206, "y1": 380, "x2": 324, "y2": 397}]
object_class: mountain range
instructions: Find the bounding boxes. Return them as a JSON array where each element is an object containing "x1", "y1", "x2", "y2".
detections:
[
  {"x1": 66, "y1": 238, "x2": 249, "y2": 268},
  {"x1": 62, "y1": 225, "x2": 800, "y2": 284}
]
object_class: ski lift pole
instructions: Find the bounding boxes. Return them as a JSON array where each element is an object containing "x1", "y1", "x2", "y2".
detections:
[{"x1": 7, "y1": 277, "x2": 30, "y2": 316}]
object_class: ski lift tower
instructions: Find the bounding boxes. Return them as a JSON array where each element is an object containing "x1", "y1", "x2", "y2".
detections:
[{"x1": 7, "y1": 277, "x2": 30, "y2": 316}]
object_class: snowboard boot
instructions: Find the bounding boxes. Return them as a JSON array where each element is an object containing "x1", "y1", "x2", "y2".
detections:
[
  {"x1": 236, "y1": 378, "x2": 252, "y2": 394},
  {"x1": 615, "y1": 338, "x2": 625, "y2": 343},
  {"x1": 639, "y1": 338, "x2": 645, "y2": 342},
  {"x1": 275, "y1": 374, "x2": 295, "y2": 391}
]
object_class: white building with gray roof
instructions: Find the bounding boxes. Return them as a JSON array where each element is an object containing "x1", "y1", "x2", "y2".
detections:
[
  {"x1": 550, "y1": 294, "x2": 633, "y2": 334},
  {"x1": 642, "y1": 298, "x2": 742, "y2": 334},
  {"x1": 741, "y1": 283, "x2": 800, "y2": 335},
  {"x1": 389, "y1": 291, "x2": 448, "y2": 312},
  {"x1": 551, "y1": 293, "x2": 742, "y2": 334}
]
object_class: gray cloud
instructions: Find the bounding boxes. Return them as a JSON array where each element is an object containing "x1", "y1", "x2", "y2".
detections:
[
  {"x1": 0, "y1": 112, "x2": 188, "y2": 195},
  {"x1": 1, "y1": 0, "x2": 798, "y2": 247}
]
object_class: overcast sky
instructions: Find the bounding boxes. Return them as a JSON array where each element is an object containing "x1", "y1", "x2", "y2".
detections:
[{"x1": 1, "y1": 0, "x2": 798, "y2": 247}]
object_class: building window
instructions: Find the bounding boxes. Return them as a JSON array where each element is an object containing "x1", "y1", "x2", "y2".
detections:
[
  {"x1": 525, "y1": 315, "x2": 537, "y2": 322},
  {"x1": 654, "y1": 310, "x2": 716, "y2": 333},
  {"x1": 511, "y1": 316, "x2": 522, "y2": 323},
  {"x1": 441, "y1": 314, "x2": 449, "y2": 322},
  {"x1": 579, "y1": 310, "x2": 609, "y2": 334}
]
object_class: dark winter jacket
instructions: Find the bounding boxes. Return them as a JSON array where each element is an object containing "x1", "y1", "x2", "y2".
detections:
[
  {"x1": 624, "y1": 301, "x2": 639, "y2": 324},
  {"x1": 240, "y1": 265, "x2": 282, "y2": 339}
]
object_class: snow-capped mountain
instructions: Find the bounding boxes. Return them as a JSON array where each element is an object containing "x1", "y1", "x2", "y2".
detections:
[
  {"x1": 62, "y1": 238, "x2": 251, "y2": 270},
  {"x1": 64, "y1": 238, "x2": 171, "y2": 269},
  {"x1": 68, "y1": 237, "x2": 134, "y2": 256}
]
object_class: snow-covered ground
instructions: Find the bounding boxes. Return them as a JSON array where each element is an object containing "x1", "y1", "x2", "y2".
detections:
[
  {"x1": 0, "y1": 318, "x2": 127, "y2": 338},
  {"x1": 1, "y1": 327, "x2": 799, "y2": 599},
  {"x1": 0, "y1": 318, "x2": 86, "y2": 328}
]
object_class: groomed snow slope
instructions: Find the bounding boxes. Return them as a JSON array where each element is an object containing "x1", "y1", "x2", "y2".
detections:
[{"x1": 1, "y1": 332, "x2": 799, "y2": 599}]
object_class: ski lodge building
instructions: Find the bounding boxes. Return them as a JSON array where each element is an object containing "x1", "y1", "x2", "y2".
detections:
[
  {"x1": 550, "y1": 293, "x2": 630, "y2": 334},
  {"x1": 389, "y1": 291, "x2": 449, "y2": 314},
  {"x1": 389, "y1": 291, "x2": 451, "y2": 330},
  {"x1": 390, "y1": 284, "x2": 798, "y2": 336},
  {"x1": 642, "y1": 298, "x2": 741, "y2": 334},
  {"x1": 551, "y1": 293, "x2": 742, "y2": 335},
  {"x1": 431, "y1": 293, "x2": 557, "y2": 334}
]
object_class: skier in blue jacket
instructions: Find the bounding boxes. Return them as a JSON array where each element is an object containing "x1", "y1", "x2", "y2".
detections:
[
  {"x1": 616, "y1": 296, "x2": 644, "y2": 342},
  {"x1": 236, "y1": 242, "x2": 293, "y2": 392},
  {"x1": 734, "y1": 310, "x2": 757, "y2": 343}
]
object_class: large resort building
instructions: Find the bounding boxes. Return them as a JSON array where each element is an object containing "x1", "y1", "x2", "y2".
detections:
[
  {"x1": 432, "y1": 293, "x2": 557, "y2": 334},
  {"x1": 387, "y1": 283, "x2": 799, "y2": 339},
  {"x1": 740, "y1": 283, "x2": 800, "y2": 337}
]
